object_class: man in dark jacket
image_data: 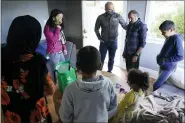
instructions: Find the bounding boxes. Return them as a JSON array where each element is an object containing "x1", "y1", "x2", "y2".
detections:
[
  {"x1": 123, "y1": 10, "x2": 148, "y2": 71},
  {"x1": 95, "y1": 2, "x2": 127, "y2": 73},
  {"x1": 153, "y1": 20, "x2": 184, "y2": 91}
]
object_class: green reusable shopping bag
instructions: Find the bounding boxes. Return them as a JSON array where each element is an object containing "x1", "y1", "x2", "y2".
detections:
[{"x1": 55, "y1": 61, "x2": 77, "y2": 92}]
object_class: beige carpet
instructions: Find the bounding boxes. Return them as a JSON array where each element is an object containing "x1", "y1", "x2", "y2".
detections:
[{"x1": 47, "y1": 68, "x2": 155, "y2": 123}]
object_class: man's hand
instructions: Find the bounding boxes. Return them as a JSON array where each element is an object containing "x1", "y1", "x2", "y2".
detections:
[
  {"x1": 132, "y1": 56, "x2": 138, "y2": 62},
  {"x1": 63, "y1": 50, "x2": 67, "y2": 55},
  {"x1": 100, "y1": 39, "x2": 104, "y2": 43}
]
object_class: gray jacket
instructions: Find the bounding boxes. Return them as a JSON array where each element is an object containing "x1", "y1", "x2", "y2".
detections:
[
  {"x1": 95, "y1": 12, "x2": 127, "y2": 42},
  {"x1": 59, "y1": 75, "x2": 117, "y2": 123}
]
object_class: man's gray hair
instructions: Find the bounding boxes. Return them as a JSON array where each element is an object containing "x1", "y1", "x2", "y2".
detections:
[{"x1": 128, "y1": 10, "x2": 139, "y2": 17}]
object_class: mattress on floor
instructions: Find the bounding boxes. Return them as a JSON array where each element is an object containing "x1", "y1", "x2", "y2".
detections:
[
  {"x1": 130, "y1": 83, "x2": 184, "y2": 123},
  {"x1": 152, "y1": 83, "x2": 184, "y2": 106},
  {"x1": 154, "y1": 83, "x2": 184, "y2": 97}
]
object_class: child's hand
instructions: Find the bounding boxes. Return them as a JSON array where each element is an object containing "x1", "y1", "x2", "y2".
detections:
[
  {"x1": 158, "y1": 58, "x2": 166, "y2": 66},
  {"x1": 156, "y1": 55, "x2": 165, "y2": 65},
  {"x1": 56, "y1": 25, "x2": 61, "y2": 29},
  {"x1": 63, "y1": 50, "x2": 67, "y2": 55}
]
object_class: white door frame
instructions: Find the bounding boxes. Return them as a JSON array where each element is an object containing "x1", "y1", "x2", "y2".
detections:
[{"x1": 82, "y1": 1, "x2": 128, "y2": 68}]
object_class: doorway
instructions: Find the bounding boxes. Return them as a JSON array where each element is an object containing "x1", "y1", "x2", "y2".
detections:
[{"x1": 82, "y1": 1, "x2": 127, "y2": 69}]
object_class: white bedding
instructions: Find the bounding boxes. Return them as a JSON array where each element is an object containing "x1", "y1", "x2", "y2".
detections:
[
  {"x1": 130, "y1": 83, "x2": 185, "y2": 123},
  {"x1": 154, "y1": 83, "x2": 184, "y2": 97},
  {"x1": 152, "y1": 83, "x2": 184, "y2": 106},
  {"x1": 166, "y1": 67, "x2": 184, "y2": 90}
]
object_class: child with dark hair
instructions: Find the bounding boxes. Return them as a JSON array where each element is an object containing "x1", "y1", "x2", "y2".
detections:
[
  {"x1": 59, "y1": 46, "x2": 117, "y2": 123},
  {"x1": 154, "y1": 20, "x2": 184, "y2": 91},
  {"x1": 44, "y1": 9, "x2": 67, "y2": 82},
  {"x1": 110, "y1": 68, "x2": 149, "y2": 123}
]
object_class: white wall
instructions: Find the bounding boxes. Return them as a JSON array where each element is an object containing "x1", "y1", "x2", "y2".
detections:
[
  {"x1": 1, "y1": 0, "x2": 49, "y2": 43},
  {"x1": 127, "y1": 1, "x2": 147, "y2": 23}
]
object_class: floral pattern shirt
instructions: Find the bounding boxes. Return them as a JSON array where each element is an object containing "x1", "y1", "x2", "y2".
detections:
[{"x1": 1, "y1": 52, "x2": 55, "y2": 123}]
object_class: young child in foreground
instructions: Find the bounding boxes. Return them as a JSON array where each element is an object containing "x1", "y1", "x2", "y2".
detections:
[
  {"x1": 110, "y1": 68, "x2": 149, "y2": 123},
  {"x1": 59, "y1": 46, "x2": 117, "y2": 123}
]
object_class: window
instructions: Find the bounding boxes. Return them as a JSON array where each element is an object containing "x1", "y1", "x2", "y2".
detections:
[
  {"x1": 145, "y1": 1, "x2": 184, "y2": 69},
  {"x1": 145, "y1": 1, "x2": 184, "y2": 42}
]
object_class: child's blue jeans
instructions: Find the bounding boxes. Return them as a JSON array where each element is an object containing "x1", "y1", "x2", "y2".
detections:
[{"x1": 153, "y1": 68, "x2": 176, "y2": 91}]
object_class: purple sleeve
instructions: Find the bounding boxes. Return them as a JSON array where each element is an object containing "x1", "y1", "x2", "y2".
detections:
[
  {"x1": 44, "y1": 25, "x2": 60, "y2": 43},
  {"x1": 165, "y1": 38, "x2": 184, "y2": 62}
]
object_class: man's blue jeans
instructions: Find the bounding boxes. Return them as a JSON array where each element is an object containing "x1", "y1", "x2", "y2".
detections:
[
  {"x1": 153, "y1": 68, "x2": 176, "y2": 91},
  {"x1": 99, "y1": 41, "x2": 117, "y2": 72}
]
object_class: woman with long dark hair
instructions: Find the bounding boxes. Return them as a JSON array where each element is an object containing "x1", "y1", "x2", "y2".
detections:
[
  {"x1": 44, "y1": 9, "x2": 67, "y2": 80},
  {"x1": 1, "y1": 15, "x2": 55, "y2": 123}
]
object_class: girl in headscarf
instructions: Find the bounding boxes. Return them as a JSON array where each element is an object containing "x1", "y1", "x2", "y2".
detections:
[
  {"x1": 44, "y1": 9, "x2": 67, "y2": 82},
  {"x1": 1, "y1": 15, "x2": 55, "y2": 123}
]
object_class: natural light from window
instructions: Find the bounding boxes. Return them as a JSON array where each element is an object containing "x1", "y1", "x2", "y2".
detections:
[
  {"x1": 146, "y1": 1, "x2": 184, "y2": 43},
  {"x1": 145, "y1": 1, "x2": 184, "y2": 69}
]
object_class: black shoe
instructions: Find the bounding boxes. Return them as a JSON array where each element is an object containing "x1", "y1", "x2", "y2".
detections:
[{"x1": 107, "y1": 71, "x2": 112, "y2": 73}]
